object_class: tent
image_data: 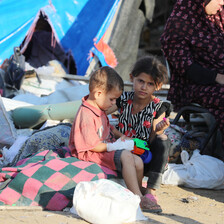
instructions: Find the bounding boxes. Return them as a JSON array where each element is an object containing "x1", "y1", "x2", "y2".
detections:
[{"x1": 0, "y1": 0, "x2": 120, "y2": 76}]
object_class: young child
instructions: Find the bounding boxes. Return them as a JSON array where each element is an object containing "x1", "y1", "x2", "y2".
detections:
[
  {"x1": 107, "y1": 55, "x2": 171, "y2": 212},
  {"x1": 68, "y1": 66, "x2": 160, "y2": 213}
]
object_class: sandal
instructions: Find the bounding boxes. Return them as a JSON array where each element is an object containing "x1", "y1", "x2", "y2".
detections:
[
  {"x1": 141, "y1": 187, "x2": 159, "y2": 204},
  {"x1": 145, "y1": 193, "x2": 158, "y2": 204},
  {"x1": 140, "y1": 195, "x2": 162, "y2": 213}
]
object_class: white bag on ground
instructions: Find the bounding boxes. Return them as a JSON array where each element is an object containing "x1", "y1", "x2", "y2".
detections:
[
  {"x1": 162, "y1": 149, "x2": 224, "y2": 189},
  {"x1": 71, "y1": 179, "x2": 147, "y2": 224},
  {"x1": 0, "y1": 136, "x2": 29, "y2": 168},
  {"x1": 0, "y1": 96, "x2": 17, "y2": 145}
]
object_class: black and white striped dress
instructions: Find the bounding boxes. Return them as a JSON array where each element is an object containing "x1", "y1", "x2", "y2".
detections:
[{"x1": 116, "y1": 91, "x2": 164, "y2": 141}]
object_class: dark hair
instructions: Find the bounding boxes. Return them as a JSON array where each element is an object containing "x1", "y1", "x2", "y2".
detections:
[
  {"x1": 204, "y1": 0, "x2": 211, "y2": 6},
  {"x1": 131, "y1": 55, "x2": 168, "y2": 87},
  {"x1": 89, "y1": 66, "x2": 124, "y2": 93}
]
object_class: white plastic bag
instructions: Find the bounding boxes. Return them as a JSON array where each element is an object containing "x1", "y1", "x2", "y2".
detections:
[
  {"x1": 162, "y1": 149, "x2": 224, "y2": 189},
  {"x1": 70, "y1": 179, "x2": 147, "y2": 224},
  {"x1": 0, "y1": 136, "x2": 29, "y2": 168},
  {"x1": 0, "y1": 96, "x2": 17, "y2": 145}
]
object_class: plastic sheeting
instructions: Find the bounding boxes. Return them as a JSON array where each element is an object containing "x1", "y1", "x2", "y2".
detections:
[{"x1": 0, "y1": 0, "x2": 120, "y2": 75}]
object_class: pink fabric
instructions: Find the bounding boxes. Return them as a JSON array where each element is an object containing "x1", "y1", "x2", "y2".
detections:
[
  {"x1": 145, "y1": 193, "x2": 158, "y2": 203},
  {"x1": 71, "y1": 160, "x2": 94, "y2": 169},
  {"x1": 44, "y1": 173, "x2": 70, "y2": 191},
  {"x1": 0, "y1": 188, "x2": 21, "y2": 205},
  {"x1": 45, "y1": 159, "x2": 68, "y2": 171},
  {"x1": 22, "y1": 178, "x2": 43, "y2": 200},
  {"x1": 22, "y1": 164, "x2": 43, "y2": 177},
  {"x1": 69, "y1": 95, "x2": 117, "y2": 171},
  {"x1": 45, "y1": 192, "x2": 69, "y2": 211},
  {"x1": 0, "y1": 148, "x2": 118, "y2": 210},
  {"x1": 72, "y1": 170, "x2": 100, "y2": 183}
]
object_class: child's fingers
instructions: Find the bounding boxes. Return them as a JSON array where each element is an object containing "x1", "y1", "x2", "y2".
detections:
[
  {"x1": 120, "y1": 135, "x2": 131, "y2": 141},
  {"x1": 156, "y1": 119, "x2": 170, "y2": 132},
  {"x1": 163, "y1": 117, "x2": 170, "y2": 125},
  {"x1": 119, "y1": 135, "x2": 126, "y2": 141},
  {"x1": 156, "y1": 122, "x2": 164, "y2": 131}
]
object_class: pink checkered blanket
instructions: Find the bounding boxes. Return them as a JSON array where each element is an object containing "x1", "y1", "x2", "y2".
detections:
[{"x1": 0, "y1": 147, "x2": 117, "y2": 210}]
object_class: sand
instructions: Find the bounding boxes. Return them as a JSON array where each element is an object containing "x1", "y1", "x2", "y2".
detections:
[{"x1": 0, "y1": 184, "x2": 223, "y2": 224}]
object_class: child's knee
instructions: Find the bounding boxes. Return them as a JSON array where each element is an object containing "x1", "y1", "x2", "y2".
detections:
[
  {"x1": 134, "y1": 155, "x2": 144, "y2": 170},
  {"x1": 121, "y1": 150, "x2": 135, "y2": 164}
]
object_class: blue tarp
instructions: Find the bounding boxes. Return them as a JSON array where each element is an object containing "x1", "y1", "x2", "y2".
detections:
[{"x1": 0, "y1": 0, "x2": 120, "y2": 75}]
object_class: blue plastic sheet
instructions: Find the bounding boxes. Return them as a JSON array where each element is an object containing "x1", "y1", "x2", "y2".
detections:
[{"x1": 0, "y1": 0, "x2": 120, "y2": 75}]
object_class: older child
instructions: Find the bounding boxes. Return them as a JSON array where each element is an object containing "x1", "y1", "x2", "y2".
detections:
[
  {"x1": 69, "y1": 66, "x2": 161, "y2": 213},
  {"x1": 108, "y1": 55, "x2": 171, "y2": 212}
]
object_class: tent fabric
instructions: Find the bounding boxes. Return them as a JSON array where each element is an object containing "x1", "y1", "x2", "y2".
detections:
[{"x1": 0, "y1": 0, "x2": 120, "y2": 76}]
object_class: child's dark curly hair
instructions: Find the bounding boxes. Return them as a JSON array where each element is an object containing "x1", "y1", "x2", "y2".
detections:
[{"x1": 131, "y1": 55, "x2": 168, "y2": 88}]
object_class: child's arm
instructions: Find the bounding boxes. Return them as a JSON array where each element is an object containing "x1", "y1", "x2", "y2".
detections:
[
  {"x1": 150, "y1": 112, "x2": 170, "y2": 143},
  {"x1": 90, "y1": 139, "x2": 134, "y2": 152},
  {"x1": 90, "y1": 142, "x2": 108, "y2": 152}
]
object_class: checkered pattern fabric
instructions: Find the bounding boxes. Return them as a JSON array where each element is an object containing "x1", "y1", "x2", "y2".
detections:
[{"x1": 0, "y1": 147, "x2": 117, "y2": 210}]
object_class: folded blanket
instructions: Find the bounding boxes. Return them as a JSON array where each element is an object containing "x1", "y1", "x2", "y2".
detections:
[{"x1": 0, "y1": 147, "x2": 117, "y2": 210}]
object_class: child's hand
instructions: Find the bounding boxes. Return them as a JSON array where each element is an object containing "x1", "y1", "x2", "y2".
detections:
[
  {"x1": 120, "y1": 135, "x2": 131, "y2": 141},
  {"x1": 155, "y1": 117, "x2": 170, "y2": 134},
  {"x1": 107, "y1": 138, "x2": 134, "y2": 151}
]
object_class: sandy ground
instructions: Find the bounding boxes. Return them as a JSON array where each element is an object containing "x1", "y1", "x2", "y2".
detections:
[{"x1": 0, "y1": 184, "x2": 223, "y2": 224}]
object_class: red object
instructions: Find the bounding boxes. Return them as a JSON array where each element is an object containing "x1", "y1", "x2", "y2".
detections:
[
  {"x1": 94, "y1": 35, "x2": 118, "y2": 68},
  {"x1": 132, "y1": 146, "x2": 145, "y2": 155}
]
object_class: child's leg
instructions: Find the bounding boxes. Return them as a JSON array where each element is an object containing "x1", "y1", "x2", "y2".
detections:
[
  {"x1": 134, "y1": 155, "x2": 144, "y2": 189},
  {"x1": 144, "y1": 134, "x2": 171, "y2": 197},
  {"x1": 120, "y1": 150, "x2": 162, "y2": 213},
  {"x1": 120, "y1": 150, "x2": 143, "y2": 197}
]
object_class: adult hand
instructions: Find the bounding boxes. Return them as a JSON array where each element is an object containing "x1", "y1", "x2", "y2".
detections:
[{"x1": 215, "y1": 73, "x2": 224, "y2": 85}]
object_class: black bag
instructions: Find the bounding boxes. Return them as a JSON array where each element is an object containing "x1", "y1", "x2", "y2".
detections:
[{"x1": 5, "y1": 47, "x2": 25, "y2": 90}]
